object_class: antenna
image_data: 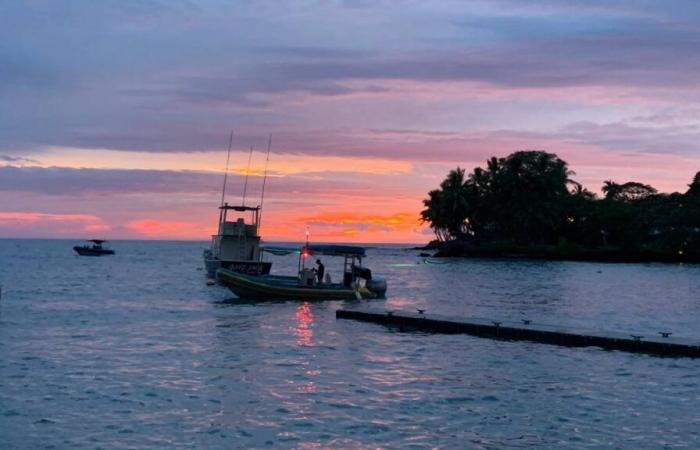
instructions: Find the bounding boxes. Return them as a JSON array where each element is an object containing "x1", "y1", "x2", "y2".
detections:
[
  {"x1": 241, "y1": 145, "x2": 254, "y2": 206},
  {"x1": 258, "y1": 134, "x2": 273, "y2": 230},
  {"x1": 220, "y1": 130, "x2": 234, "y2": 207}
]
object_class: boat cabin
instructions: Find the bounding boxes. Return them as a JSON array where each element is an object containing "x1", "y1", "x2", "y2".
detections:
[
  {"x1": 87, "y1": 239, "x2": 107, "y2": 249},
  {"x1": 210, "y1": 203, "x2": 263, "y2": 261},
  {"x1": 73, "y1": 239, "x2": 115, "y2": 256}
]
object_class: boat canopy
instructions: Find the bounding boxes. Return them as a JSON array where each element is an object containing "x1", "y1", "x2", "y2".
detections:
[
  {"x1": 262, "y1": 244, "x2": 365, "y2": 257},
  {"x1": 88, "y1": 239, "x2": 108, "y2": 243},
  {"x1": 219, "y1": 204, "x2": 260, "y2": 212},
  {"x1": 262, "y1": 246, "x2": 300, "y2": 256},
  {"x1": 305, "y1": 244, "x2": 365, "y2": 257}
]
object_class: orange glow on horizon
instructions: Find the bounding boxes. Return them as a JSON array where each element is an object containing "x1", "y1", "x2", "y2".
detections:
[
  {"x1": 302, "y1": 211, "x2": 417, "y2": 229},
  {"x1": 261, "y1": 211, "x2": 427, "y2": 243},
  {"x1": 21, "y1": 147, "x2": 412, "y2": 176},
  {"x1": 125, "y1": 219, "x2": 214, "y2": 238},
  {"x1": 0, "y1": 211, "x2": 110, "y2": 235}
]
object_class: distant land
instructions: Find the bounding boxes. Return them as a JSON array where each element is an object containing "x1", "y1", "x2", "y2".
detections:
[{"x1": 421, "y1": 150, "x2": 700, "y2": 263}]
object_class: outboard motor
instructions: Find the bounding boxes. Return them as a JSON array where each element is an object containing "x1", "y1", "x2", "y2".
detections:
[
  {"x1": 366, "y1": 276, "x2": 387, "y2": 298},
  {"x1": 351, "y1": 265, "x2": 372, "y2": 280}
]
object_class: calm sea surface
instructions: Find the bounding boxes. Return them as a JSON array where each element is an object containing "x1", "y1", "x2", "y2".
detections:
[{"x1": 1, "y1": 239, "x2": 699, "y2": 449}]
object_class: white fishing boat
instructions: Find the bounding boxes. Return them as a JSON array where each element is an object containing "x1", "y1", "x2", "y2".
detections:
[
  {"x1": 203, "y1": 203, "x2": 271, "y2": 277},
  {"x1": 203, "y1": 132, "x2": 273, "y2": 278}
]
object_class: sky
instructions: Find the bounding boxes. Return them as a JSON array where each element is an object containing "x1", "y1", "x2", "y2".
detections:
[{"x1": 2, "y1": 0, "x2": 700, "y2": 242}]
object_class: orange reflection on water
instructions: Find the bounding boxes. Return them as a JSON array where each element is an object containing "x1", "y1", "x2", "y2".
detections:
[{"x1": 295, "y1": 302, "x2": 314, "y2": 347}]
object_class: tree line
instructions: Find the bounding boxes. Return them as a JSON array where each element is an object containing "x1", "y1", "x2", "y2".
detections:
[{"x1": 421, "y1": 150, "x2": 700, "y2": 261}]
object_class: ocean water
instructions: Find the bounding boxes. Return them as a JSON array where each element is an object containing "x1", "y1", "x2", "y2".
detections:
[{"x1": 1, "y1": 239, "x2": 699, "y2": 449}]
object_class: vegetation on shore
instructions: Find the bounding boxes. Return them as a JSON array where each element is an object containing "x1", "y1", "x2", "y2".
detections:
[{"x1": 420, "y1": 150, "x2": 700, "y2": 262}]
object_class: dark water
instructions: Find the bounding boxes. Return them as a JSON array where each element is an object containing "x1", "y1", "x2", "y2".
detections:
[{"x1": 1, "y1": 239, "x2": 699, "y2": 449}]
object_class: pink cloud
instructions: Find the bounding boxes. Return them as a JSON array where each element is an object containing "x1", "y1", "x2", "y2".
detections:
[
  {"x1": 0, "y1": 211, "x2": 110, "y2": 237},
  {"x1": 125, "y1": 219, "x2": 214, "y2": 239}
]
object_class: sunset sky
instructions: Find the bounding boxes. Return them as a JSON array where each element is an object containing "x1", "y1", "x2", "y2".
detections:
[{"x1": 2, "y1": 1, "x2": 700, "y2": 242}]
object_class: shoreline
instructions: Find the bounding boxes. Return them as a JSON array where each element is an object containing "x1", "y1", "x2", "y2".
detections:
[{"x1": 426, "y1": 241, "x2": 700, "y2": 264}]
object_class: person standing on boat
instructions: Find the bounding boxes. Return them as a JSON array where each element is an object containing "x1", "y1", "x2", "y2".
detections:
[{"x1": 314, "y1": 259, "x2": 325, "y2": 284}]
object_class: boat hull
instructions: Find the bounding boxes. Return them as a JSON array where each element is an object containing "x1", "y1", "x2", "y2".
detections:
[
  {"x1": 74, "y1": 246, "x2": 115, "y2": 256},
  {"x1": 216, "y1": 268, "x2": 374, "y2": 300},
  {"x1": 204, "y1": 254, "x2": 271, "y2": 278}
]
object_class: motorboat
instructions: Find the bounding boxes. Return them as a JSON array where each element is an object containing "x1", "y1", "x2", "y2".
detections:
[
  {"x1": 216, "y1": 244, "x2": 387, "y2": 300},
  {"x1": 203, "y1": 132, "x2": 274, "y2": 279},
  {"x1": 73, "y1": 239, "x2": 115, "y2": 256},
  {"x1": 203, "y1": 203, "x2": 272, "y2": 277}
]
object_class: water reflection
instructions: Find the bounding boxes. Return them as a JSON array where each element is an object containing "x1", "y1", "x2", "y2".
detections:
[
  {"x1": 295, "y1": 302, "x2": 314, "y2": 347},
  {"x1": 4, "y1": 241, "x2": 700, "y2": 449}
]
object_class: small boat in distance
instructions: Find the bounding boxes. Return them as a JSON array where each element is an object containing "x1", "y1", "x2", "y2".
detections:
[
  {"x1": 73, "y1": 239, "x2": 115, "y2": 256},
  {"x1": 203, "y1": 203, "x2": 272, "y2": 277},
  {"x1": 216, "y1": 244, "x2": 387, "y2": 300}
]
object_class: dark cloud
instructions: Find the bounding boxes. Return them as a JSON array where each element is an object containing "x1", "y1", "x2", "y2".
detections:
[
  {"x1": 0, "y1": 166, "x2": 219, "y2": 196},
  {"x1": 491, "y1": 0, "x2": 700, "y2": 17},
  {"x1": 0, "y1": 51, "x2": 69, "y2": 92},
  {"x1": 1, "y1": 154, "x2": 40, "y2": 164},
  {"x1": 561, "y1": 121, "x2": 700, "y2": 155},
  {"x1": 2, "y1": 0, "x2": 700, "y2": 157},
  {"x1": 0, "y1": 165, "x2": 417, "y2": 199}
]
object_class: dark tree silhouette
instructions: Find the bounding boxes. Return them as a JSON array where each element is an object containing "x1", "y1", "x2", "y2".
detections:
[
  {"x1": 687, "y1": 172, "x2": 700, "y2": 197},
  {"x1": 603, "y1": 181, "x2": 657, "y2": 201},
  {"x1": 422, "y1": 151, "x2": 700, "y2": 261}
]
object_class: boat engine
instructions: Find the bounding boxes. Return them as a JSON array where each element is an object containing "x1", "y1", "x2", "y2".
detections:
[
  {"x1": 352, "y1": 265, "x2": 372, "y2": 280},
  {"x1": 366, "y1": 277, "x2": 387, "y2": 298}
]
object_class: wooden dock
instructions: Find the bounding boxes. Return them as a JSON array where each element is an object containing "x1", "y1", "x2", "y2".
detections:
[{"x1": 336, "y1": 308, "x2": 700, "y2": 358}]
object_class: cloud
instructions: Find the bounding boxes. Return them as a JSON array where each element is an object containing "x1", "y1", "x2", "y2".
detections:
[
  {"x1": 125, "y1": 218, "x2": 210, "y2": 238},
  {"x1": 299, "y1": 212, "x2": 422, "y2": 239},
  {"x1": 302, "y1": 212, "x2": 415, "y2": 228},
  {"x1": 0, "y1": 211, "x2": 110, "y2": 237},
  {"x1": 0, "y1": 164, "x2": 426, "y2": 200},
  {"x1": 0, "y1": 166, "x2": 219, "y2": 195},
  {"x1": 3, "y1": 1, "x2": 700, "y2": 241},
  {"x1": 1, "y1": 154, "x2": 40, "y2": 164},
  {"x1": 3, "y1": 0, "x2": 700, "y2": 156},
  {"x1": 560, "y1": 121, "x2": 700, "y2": 155},
  {"x1": 490, "y1": 0, "x2": 700, "y2": 17}
]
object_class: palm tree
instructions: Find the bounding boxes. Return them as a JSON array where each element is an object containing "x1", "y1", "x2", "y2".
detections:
[
  {"x1": 602, "y1": 180, "x2": 621, "y2": 200},
  {"x1": 439, "y1": 167, "x2": 469, "y2": 238},
  {"x1": 687, "y1": 171, "x2": 700, "y2": 197},
  {"x1": 420, "y1": 189, "x2": 448, "y2": 241},
  {"x1": 488, "y1": 150, "x2": 574, "y2": 243}
]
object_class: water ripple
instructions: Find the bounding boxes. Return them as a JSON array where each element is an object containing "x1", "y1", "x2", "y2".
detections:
[{"x1": 1, "y1": 240, "x2": 699, "y2": 448}]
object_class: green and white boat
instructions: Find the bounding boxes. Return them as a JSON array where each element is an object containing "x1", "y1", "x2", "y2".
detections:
[{"x1": 216, "y1": 244, "x2": 387, "y2": 300}]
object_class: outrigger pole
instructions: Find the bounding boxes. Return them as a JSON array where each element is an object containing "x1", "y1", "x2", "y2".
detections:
[
  {"x1": 241, "y1": 145, "x2": 254, "y2": 206},
  {"x1": 220, "y1": 130, "x2": 234, "y2": 207},
  {"x1": 258, "y1": 134, "x2": 273, "y2": 231}
]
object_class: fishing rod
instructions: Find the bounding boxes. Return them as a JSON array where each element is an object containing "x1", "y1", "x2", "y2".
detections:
[
  {"x1": 219, "y1": 130, "x2": 234, "y2": 207},
  {"x1": 241, "y1": 145, "x2": 254, "y2": 206},
  {"x1": 258, "y1": 134, "x2": 273, "y2": 231}
]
